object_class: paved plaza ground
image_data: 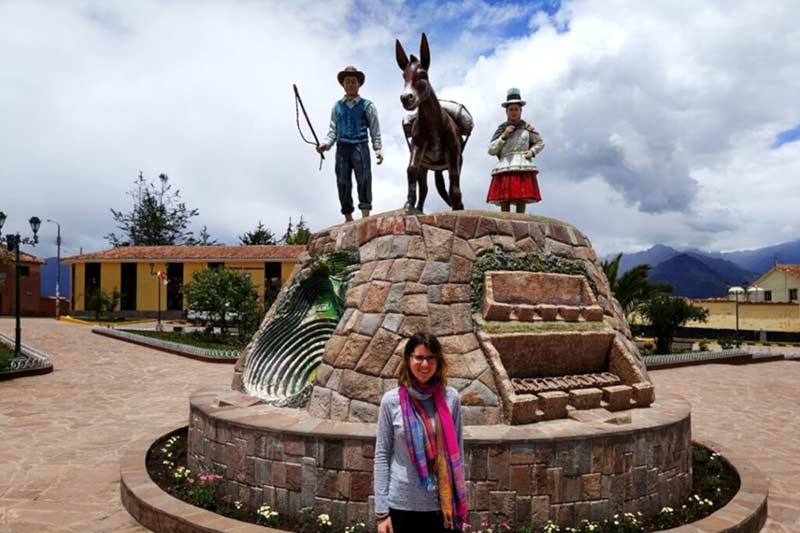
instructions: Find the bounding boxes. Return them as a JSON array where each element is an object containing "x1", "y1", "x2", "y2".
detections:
[{"x1": 0, "y1": 318, "x2": 798, "y2": 532}]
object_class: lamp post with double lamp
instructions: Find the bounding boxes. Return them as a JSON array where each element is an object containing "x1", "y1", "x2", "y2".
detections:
[
  {"x1": 149, "y1": 264, "x2": 167, "y2": 332},
  {"x1": 746, "y1": 285, "x2": 764, "y2": 303},
  {"x1": 46, "y1": 219, "x2": 62, "y2": 319},
  {"x1": 0, "y1": 212, "x2": 41, "y2": 356},
  {"x1": 728, "y1": 286, "x2": 744, "y2": 333}
]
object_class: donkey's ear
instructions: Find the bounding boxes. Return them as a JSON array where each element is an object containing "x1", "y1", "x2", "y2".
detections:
[
  {"x1": 396, "y1": 39, "x2": 409, "y2": 70},
  {"x1": 420, "y1": 33, "x2": 430, "y2": 70}
]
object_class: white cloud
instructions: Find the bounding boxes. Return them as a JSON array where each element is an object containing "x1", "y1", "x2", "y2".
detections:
[{"x1": 1, "y1": 0, "x2": 798, "y2": 260}]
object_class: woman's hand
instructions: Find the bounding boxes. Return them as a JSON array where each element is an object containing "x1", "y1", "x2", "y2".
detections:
[
  {"x1": 377, "y1": 516, "x2": 393, "y2": 533},
  {"x1": 524, "y1": 149, "x2": 534, "y2": 160},
  {"x1": 501, "y1": 125, "x2": 516, "y2": 140}
]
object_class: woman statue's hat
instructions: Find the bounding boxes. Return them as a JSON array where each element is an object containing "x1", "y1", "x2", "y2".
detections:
[
  {"x1": 337, "y1": 66, "x2": 366, "y2": 87},
  {"x1": 501, "y1": 87, "x2": 526, "y2": 108}
]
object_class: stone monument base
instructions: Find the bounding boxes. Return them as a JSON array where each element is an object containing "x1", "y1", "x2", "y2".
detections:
[{"x1": 187, "y1": 386, "x2": 691, "y2": 529}]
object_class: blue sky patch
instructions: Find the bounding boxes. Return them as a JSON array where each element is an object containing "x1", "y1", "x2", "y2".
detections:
[{"x1": 772, "y1": 124, "x2": 800, "y2": 149}]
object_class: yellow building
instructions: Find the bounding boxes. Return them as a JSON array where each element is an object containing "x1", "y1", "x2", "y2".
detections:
[
  {"x1": 689, "y1": 299, "x2": 800, "y2": 333},
  {"x1": 63, "y1": 245, "x2": 305, "y2": 317},
  {"x1": 750, "y1": 264, "x2": 800, "y2": 303}
]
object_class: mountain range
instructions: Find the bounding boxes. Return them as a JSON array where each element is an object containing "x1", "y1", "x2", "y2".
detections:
[
  {"x1": 607, "y1": 240, "x2": 800, "y2": 299},
  {"x1": 40, "y1": 258, "x2": 71, "y2": 298},
  {"x1": 36, "y1": 240, "x2": 800, "y2": 301}
]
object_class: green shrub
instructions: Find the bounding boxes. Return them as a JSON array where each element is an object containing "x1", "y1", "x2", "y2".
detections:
[
  {"x1": 85, "y1": 287, "x2": 121, "y2": 320},
  {"x1": 718, "y1": 334, "x2": 742, "y2": 349}
]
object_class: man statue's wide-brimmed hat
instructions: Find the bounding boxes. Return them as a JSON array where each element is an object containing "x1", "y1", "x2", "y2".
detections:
[
  {"x1": 337, "y1": 66, "x2": 366, "y2": 87},
  {"x1": 501, "y1": 87, "x2": 526, "y2": 108}
]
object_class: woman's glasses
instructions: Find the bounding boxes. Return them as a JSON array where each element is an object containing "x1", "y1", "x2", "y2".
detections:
[{"x1": 411, "y1": 355, "x2": 437, "y2": 364}]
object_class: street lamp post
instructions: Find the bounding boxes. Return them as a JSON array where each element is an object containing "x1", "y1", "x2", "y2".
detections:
[
  {"x1": 150, "y1": 264, "x2": 167, "y2": 332},
  {"x1": 47, "y1": 219, "x2": 62, "y2": 319},
  {"x1": 728, "y1": 286, "x2": 744, "y2": 334},
  {"x1": 0, "y1": 212, "x2": 41, "y2": 356}
]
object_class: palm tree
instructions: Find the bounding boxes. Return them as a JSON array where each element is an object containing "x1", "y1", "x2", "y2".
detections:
[{"x1": 602, "y1": 254, "x2": 672, "y2": 319}]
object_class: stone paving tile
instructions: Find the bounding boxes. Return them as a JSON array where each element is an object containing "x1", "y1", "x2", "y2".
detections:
[
  {"x1": 650, "y1": 360, "x2": 800, "y2": 533},
  {"x1": 0, "y1": 318, "x2": 231, "y2": 532},
  {"x1": 1, "y1": 318, "x2": 798, "y2": 532}
]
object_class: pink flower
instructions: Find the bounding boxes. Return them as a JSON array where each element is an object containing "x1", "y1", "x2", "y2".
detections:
[{"x1": 197, "y1": 473, "x2": 222, "y2": 485}]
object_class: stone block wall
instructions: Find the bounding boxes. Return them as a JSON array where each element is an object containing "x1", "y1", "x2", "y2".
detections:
[
  {"x1": 296, "y1": 210, "x2": 648, "y2": 424},
  {"x1": 188, "y1": 388, "x2": 691, "y2": 530}
]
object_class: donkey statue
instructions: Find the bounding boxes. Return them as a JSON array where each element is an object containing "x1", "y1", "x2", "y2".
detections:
[{"x1": 396, "y1": 33, "x2": 472, "y2": 212}]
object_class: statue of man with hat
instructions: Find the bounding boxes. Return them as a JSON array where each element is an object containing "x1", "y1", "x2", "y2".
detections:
[
  {"x1": 316, "y1": 66, "x2": 383, "y2": 222},
  {"x1": 486, "y1": 88, "x2": 545, "y2": 213}
]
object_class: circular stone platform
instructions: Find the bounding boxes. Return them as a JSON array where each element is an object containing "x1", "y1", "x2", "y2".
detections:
[
  {"x1": 187, "y1": 386, "x2": 692, "y2": 529},
  {"x1": 122, "y1": 426, "x2": 768, "y2": 533}
]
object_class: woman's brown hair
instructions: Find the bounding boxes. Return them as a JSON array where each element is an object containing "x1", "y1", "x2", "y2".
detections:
[{"x1": 396, "y1": 332, "x2": 448, "y2": 388}]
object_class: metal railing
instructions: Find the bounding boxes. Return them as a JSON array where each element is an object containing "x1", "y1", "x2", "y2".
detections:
[{"x1": 0, "y1": 331, "x2": 53, "y2": 374}]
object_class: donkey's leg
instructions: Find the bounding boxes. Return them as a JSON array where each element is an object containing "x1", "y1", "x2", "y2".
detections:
[
  {"x1": 447, "y1": 151, "x2": 464, "y2": 211},
  {"x1": 434, "y1": 170, "x2": 450, "y2": 207},
  {"x1": 417, "y1": 170, "x2": 429, "y2": 212},
  {"x1": 405, "y1": 143, "x2": 427, "y2": 210}
]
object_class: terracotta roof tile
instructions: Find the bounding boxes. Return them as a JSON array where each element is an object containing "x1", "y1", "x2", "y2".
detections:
[
  {"x1": 0, "y1": 245, "x2": 46, "y2": 264},
  {"x1": 775, "y1": 264, "x2": 800, "y2": 280},
  {"x1": 63, "y1": 245, "x2": 306, "y2": 264}
]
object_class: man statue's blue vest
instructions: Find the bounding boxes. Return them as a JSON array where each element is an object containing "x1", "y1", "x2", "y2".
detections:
[{"x1": 335, "y1": 99, "x2": 370, "y2": 145}]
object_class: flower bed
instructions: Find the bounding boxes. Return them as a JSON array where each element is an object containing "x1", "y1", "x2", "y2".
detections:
[
  {"x1": 0, "y1": 332, "x2": 54, "y2": 379},
  {"x1": 147, "y1": 428, "x2": 739, "y2": 532},
  {"x1": 92, "y1": 327, "x2": 239, "y2": 362},
  {"x1": 123, "y1": 329, "x2": 244, "y2": 351},
  {"x1": 147, "y1": 428, "x2": 365, "y2": 532},
  {"x1": 0, "y1": 342, "x2": 13, "y2": 371}
]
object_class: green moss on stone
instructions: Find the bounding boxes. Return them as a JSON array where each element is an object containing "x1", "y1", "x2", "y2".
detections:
[{"x1": 476, "y1": 315, "x2": 609, "y2": 334}]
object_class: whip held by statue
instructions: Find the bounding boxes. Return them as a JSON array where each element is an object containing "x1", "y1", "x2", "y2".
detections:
[{"x1": 293, "y1": 83, "x2": 325, "y2": 170}]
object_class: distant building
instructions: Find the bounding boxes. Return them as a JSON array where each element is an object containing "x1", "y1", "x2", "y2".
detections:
[
  {"x1": 63, "y1": 245, "x2": 306, "y2": 318},
  {"x1": 751, "y1": 264, "x2": 800, "y2": 303},
  {"x1": 0, "y1": 246, "x2": 45, "y2": 316}
]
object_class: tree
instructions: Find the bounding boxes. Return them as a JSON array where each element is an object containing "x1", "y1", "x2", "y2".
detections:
[
  {"x1": 281, "y1": 215, "x2": 311, "y2": 245},
  {"x1": 639, "y1": 296, "x2": 709, "y2": 354},
  {"x1": 85, "y1": 287, "x2": 121, "y2": 321},
  {"x1": 106, "y1": 172, "x2": 200, "y2": 246},
  {"x1": 183, "y1": 267, "x2": 262, "y2": 339},
  {"x1": 186, "y1": 225, "x2": 221, "y2": 246},
  {"x1": 280, "y1": 217, "x2": 294, "y2": 245},
  {"x1": 239, "y1": 221, "x2": 276, "y2": 245},
  {"x1": 602, "y1": 253, "x2": 672, "y2": 318},
  {"x1": 291, "y1": 216, "x2": 311, "y2": 245}
]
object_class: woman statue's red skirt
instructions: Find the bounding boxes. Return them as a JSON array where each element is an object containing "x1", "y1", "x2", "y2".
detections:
[{"x1": 486, "y1": 171, "x2": 541, "y2": 205}]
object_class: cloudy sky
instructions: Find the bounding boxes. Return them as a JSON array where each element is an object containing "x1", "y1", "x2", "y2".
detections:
[{"x1": 2, "y1": 0, "x2": 799, "y2": 260}]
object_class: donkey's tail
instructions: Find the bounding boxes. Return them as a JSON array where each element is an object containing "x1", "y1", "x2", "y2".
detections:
[{"x1": 435, "y1": 170, "x2": 451, "y2": 206}]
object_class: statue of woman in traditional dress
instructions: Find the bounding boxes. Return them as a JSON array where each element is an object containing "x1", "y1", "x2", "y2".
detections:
[{"x1": 487, "y1": 88, "x2": 545, "y2": 213}]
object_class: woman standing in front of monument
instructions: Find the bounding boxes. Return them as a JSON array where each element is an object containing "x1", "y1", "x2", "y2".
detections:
[
  {"x1": 487, "y1": 88, "x2": 545, "y2": 213},
  {"x1": 374, "y1": 332, "x2": 467, "y2": 532}
]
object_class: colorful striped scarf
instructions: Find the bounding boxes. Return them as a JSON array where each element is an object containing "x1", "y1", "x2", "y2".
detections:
[{"x1": 399, "y1": 384, "x2": 468, "y2": 530}]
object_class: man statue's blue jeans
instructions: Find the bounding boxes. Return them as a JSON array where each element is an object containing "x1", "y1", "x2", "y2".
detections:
[{"x1": 335, "y1": 142, "x2": 372, "y2": 215}]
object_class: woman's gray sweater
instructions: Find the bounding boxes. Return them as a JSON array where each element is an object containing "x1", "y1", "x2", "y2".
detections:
[{"x1": 373, "y1": 386, "x2": 463, "y2": 514}]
